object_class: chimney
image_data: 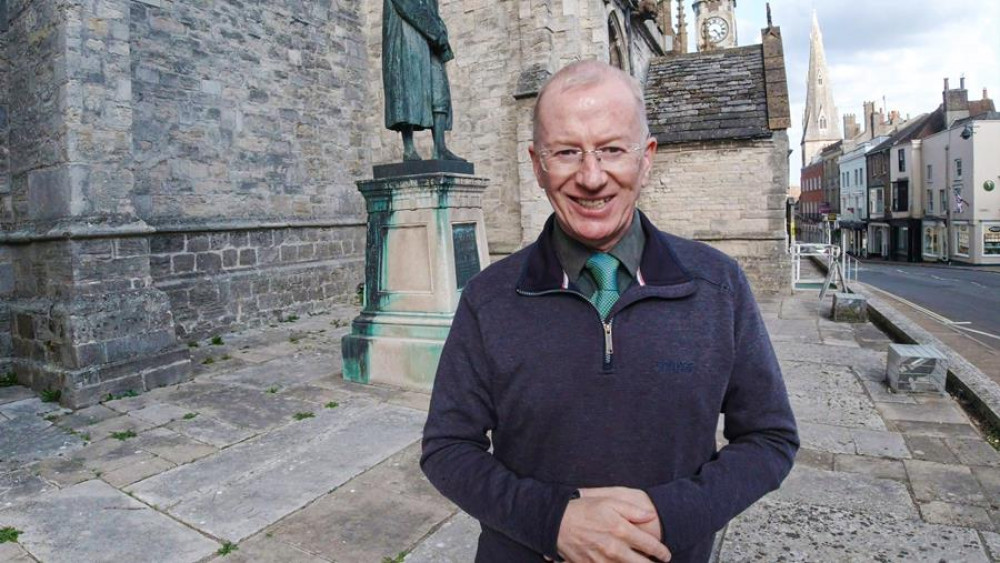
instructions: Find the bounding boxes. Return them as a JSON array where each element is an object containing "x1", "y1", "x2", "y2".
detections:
[
  {"x1": 944, "y1": 76, "x2": 971, "y2": 126},
  {"x1": 960, "y1": 76, "x2": 966, "y2": 90},
  {"x1": 985, "y1": 88, "x2": 990, "y2": 100},
  {"x1": 843, "y1": 114, "x2": 860, "y2": 139},
  {"x1": 890, "y1": 110, "x2": 899, "y2": 123}
]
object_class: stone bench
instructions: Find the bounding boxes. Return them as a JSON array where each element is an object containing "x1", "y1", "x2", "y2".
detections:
[
  {"x1": 886, "y1": 343, "x2": 948, "y2": 394},
  {"x1": 832, "y1": 292, "x2": 868, "y2": 323}
]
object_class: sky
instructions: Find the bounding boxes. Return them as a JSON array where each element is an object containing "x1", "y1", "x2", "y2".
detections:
[{"x1": 685, "y1": 0, "x2": 1000, "y2": 185}]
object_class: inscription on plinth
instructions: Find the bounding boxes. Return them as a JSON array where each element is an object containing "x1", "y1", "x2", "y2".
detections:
[{"x1": 452, "y1": 223, "x2": 480, "y2": 290}]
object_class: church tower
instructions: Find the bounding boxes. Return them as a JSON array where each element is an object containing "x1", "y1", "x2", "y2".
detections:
[
  {"x1": 801, "y1": 11, "x2": 842, "y2": 167},
  {"x1": 693, "y1": 0, "x2": 737, "y2": 51}
]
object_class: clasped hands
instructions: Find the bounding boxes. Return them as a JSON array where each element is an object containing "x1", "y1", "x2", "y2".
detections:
[{"x1": 554, "y1": 487, "x2": 672, "y2": 563}]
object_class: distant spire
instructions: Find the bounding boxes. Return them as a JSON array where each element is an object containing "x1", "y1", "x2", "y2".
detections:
[
  {"x1": 801, "y1": 10, "x2": 842, "y2": 167},
  {"x1": 675, "y1": 0, "x2": 688, "y2": 54}
]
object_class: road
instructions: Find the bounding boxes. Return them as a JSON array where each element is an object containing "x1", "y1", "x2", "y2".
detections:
[{"x1": 857, "y1": 262, "x2": 1000, "y2": 341}]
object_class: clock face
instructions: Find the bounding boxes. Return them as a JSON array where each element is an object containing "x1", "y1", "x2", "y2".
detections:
[{"x1": 704, "y1": 16, "x2": 730, "y2": 43}]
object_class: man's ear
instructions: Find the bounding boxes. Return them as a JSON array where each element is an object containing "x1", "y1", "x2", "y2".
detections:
[
  {"x1": 529, "y1": 143, "x2": 545, "y2": 187},
  {"x1": 640, "y1": 136, "x2": 657, "y2": 184}
]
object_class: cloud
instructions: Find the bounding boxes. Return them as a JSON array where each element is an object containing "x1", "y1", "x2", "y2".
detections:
[{"x1": 721, "y1": 0, "x2": 1000, "y2": 184}]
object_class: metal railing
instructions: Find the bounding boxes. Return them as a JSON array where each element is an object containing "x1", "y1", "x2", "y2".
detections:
[{"x1": 791, "y1": 239, "x2": 859, "y2": 291}]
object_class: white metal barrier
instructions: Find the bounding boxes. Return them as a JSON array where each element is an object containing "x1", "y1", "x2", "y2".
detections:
[{"x1": 791, "y1": 239, "x2": 858, "y2": 291}]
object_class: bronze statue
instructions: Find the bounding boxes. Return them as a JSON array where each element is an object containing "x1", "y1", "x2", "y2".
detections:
[{"x1": 382, "y1": 0, "x2": 465, "y2": 161}]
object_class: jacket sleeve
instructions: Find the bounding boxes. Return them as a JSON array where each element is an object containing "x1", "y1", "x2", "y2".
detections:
[
  {"x1": 421, "y1": 293, "x2": 579, "y2": 559},
  {"x1": 645, "y1": 268, "x2": 799, "y2": 554}
]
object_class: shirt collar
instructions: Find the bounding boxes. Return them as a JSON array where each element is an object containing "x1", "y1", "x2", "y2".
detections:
[{"x1": 552, "y1": 210, "x2": 645, "y2": 282}]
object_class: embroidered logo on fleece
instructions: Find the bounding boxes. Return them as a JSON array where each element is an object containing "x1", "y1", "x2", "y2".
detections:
[{"x1": 655, "y1": 360, "x2": 695, "y2": 374}]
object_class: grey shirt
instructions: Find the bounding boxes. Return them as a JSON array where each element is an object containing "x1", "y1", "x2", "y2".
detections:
[{"x1": 551, "y1": 210, "x2": 645, "y2": 298}]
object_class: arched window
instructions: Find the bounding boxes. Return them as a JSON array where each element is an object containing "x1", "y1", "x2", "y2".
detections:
[
  {"x1": 819, "y1": 114, "x2": 828, "y2": 130},
  {"x1": 608, "y1": 14, "x2": 628, "y2": 73}
]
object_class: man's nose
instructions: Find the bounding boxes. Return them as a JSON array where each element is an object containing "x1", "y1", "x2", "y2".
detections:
[{"x1": 576, "y1": 152, "x2": 607, "y2": 190}]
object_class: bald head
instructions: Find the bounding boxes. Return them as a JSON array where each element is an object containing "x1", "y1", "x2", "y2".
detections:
[{"x1": 532, "y1": 60, "x2": 650, "y2": 145}]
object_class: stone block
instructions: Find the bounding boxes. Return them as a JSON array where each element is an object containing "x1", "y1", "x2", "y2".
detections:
[
  {"x1": 832, "y1": 292, "x2": 868, "y2": 323},
  {"x1": 886, "y1": 343, "x2": 948, "y2": 394}
]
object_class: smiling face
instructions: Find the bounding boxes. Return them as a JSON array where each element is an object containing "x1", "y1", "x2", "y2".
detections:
[{"x1": 529, "y1": 68, "x2": 656, "y2": 251}]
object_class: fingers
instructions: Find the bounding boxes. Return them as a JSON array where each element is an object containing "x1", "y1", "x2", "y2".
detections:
[
  {"x1": 616, "y1": 520, "x2": 672, "y2": 562},
  {"x1": 557, "y1": 495, "x2": 671, "y2": 563}
]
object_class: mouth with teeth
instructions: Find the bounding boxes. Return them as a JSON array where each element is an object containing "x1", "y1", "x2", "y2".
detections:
[{"x1": 574, "y1": 196, "x2": 613, "y2": 210}]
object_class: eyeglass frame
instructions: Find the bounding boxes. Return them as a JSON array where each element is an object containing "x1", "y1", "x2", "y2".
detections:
[{"x1": 536, "y1": 143, "x2": 646, "y2": 174}]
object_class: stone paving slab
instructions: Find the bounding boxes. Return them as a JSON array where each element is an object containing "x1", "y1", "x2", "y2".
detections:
[
  {"x1": 773, "y1": 341, "x2": 887, "y2": 373},
  {"x1": 919, "y1": 501, "x2": 995, "y2": 530},
  {"x1": 876, "y1": 401, "x2": 971, "y2": 425},
  {"x1": 788, "y1": 389, "x2": 887, "y2": 430},
  {"x1": 1, "y1": 480, "x2": 219, "y2": 563},
  {"x1": 850, "y1": 428, "x2": 910, "y2": 459},
  {"x1": 32, "y1": 456, "x2": 96, "y2": 488},
  {"x1": 404, "y1": 511, "x2": 480, "y2": 563},
  {"x1": 0, "y1": 542, "x2": 35, "y2": 562},
  {"x1": 83, "y1": 414, "x2": 157, "y2": 443},
  {"x1": 128, "y1": 403, "x2": 193, "y2": 426},
  {"x1": 0, "y1": 415, "x2": 84, "y2": 465},
  {"x1": 165, "y1": 413, "x2": 256, "y2": 448},
  {"x1": 984, "y1": 531, "x2": 1000, "y2": 560},
  {"x1": 51, "y1": 404, "x2": 120, "y2": 431},
  {"x1": 796, "y1": 422, "x2": 856, "y2": 454},
  {"x1": 269, "y1": 442, "x2": 455, "y2": 562},
  {"x1": 1, "y1": 468, "x2": 56, "y2": 512},
  {"x1": 765, "y1": 466, "x2": 918, "y2": 520},
  {"x1": 763, "y1": 319, "x2": 821, "y2": 343},
  {"x1": 207, "y1": 352, "x2": 338, "y2": 389},
  {"x1": 860, "y1": 378, "x2": 918, "y2": 404},
  {"x1": 890, "y1": 420, "x2": 982, "y2": 439},
  {"x1": 166, "y1": 384, "x2": 322, "y2": 433},
  {"x1": 721, "y1": 499, "x2": 991, "y2": 562},
  {"x1": 217, "y1": 534, "x2": 329, "y2": 562},
  {"x1": 128, "y1": 400, "x2": 425, "y2": 542},
  {"x1": 832, "y1": 454, "x2": 907, "y2": 481},
  {"x1": 0, "y1": 386, "x2": 37, "y2": 406},
  {"x1": 947, "y1": 437, "x2": 1000, "y2": 467},
  {"x1": 905, "y1": 434, "x2": 961, "y2": 464},
  {"x1": 100, "y1": 453, "x2": 175, "y2": 488},
  {"x1": 0, "y1": 398, "x2": 62, "y2": 419},
  {"x1": 905, "y1": 460, "x2": 989, "y2": 506}
]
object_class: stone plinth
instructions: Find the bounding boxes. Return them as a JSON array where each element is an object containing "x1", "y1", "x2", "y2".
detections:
[
  {"x1": 833, "y1": 292, "x2": 868, "y2": 323},
  {"x1": 886, "y1": 344, "x2": 948, "y2": 395},
  {"x1": 342, "y1": 167, "x2": 489, "y2": 391}
]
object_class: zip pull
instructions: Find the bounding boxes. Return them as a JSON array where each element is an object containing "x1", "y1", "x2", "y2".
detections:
[{"x1": 603, "y1": 321, "x2": 614, "y2": 366}]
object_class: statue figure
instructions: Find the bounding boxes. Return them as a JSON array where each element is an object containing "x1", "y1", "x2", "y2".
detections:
[{"x1": 382, "y1": 0, "x2": 466, "y2": 162}]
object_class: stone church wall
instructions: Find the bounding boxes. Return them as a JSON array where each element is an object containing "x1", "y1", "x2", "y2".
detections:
[
  {"x1": 640, "y1": 132, "x2": 792, "y2": 294},
  {"x1": 130, "y1": 0, "x2": 371, "y2": 337},
  {"x1": 0, "y1": 30, "x2": 9, "y2": 373}
]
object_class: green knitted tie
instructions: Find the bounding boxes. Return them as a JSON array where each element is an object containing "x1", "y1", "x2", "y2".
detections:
[{"x1": 585, "y1": 252, "x2": 620, "y2": 320}]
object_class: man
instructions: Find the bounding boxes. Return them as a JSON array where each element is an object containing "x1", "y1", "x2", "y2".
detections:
[
  {"x1": 381, "y1": 0, "x2": 464, "y2": 161},
  {"x1": 421, "y1": 60, "x2": 798, "y2": 563}
]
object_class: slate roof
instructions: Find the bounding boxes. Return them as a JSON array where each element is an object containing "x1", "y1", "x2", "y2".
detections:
[{"x1": 644, "y1": 45, "x2": 771, "y2": 145}]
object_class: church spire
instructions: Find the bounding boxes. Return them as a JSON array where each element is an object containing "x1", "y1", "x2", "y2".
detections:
[
  {"x1": 801, "y1": 10, "x2": 842, "y2": 167},
  {"x1": 674, "y1": 0, "x2": 688, "y2": 54}
]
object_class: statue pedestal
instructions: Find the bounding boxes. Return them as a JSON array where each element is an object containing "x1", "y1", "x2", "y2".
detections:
[{"x1": 341, "y1": 164, "x2": 489, "y2": 391}]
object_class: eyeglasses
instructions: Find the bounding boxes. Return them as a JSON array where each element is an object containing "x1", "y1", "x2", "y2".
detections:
[{"x1": 537, "y1": 144, "x2": 644, "y2": 174}]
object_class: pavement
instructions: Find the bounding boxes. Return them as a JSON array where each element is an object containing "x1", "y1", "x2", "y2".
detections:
[{"x1": 2, "y1": 267, "x2": 1000, "y2": 562}]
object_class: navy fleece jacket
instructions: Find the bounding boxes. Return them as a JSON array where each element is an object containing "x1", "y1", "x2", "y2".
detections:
[{"x1": 421, "y1": 212, "x2": 799, "y2": 562}]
